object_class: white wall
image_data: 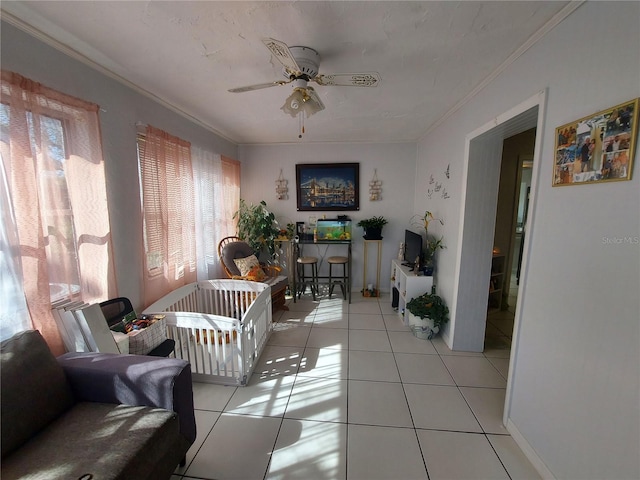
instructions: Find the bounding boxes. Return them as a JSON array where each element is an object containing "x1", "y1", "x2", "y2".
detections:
[
  {"x1": 238, "y1": 142, "x2": 417, "y2": 291},
  {"x1": 416, "y1": 2, "x2": 639, "y2": 478},
  {"x1": 3, "y1": 4, "x2": 639, "y2": 477},
  {"x1": 1, "y1": 21, "x2": 238, "y2": 311}
]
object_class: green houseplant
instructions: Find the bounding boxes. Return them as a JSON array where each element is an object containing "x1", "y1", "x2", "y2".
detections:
[
  {"x1": 410, "y1": 210, "x2": 445, "y2": 274},
  {"x1": 233, "y1": 199, "x2": 280, "y2": 260},
  {"x1": 423, "y1": 236, "x2": 445, "y2": 272},
  {"x1": 406, "y1": 291, "x2": 449, "y2": 339},
  {"x1": 357, "y1": 216, "x2": 388, "y2": 240}
]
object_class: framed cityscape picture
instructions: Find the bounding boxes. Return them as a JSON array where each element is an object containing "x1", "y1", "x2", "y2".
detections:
[
  {"x1": 553, "y1": 98, "x2": 638, "y2": 186},
  {"x1": 296, "y1": 163, "x2": 360, "y2": 211}
]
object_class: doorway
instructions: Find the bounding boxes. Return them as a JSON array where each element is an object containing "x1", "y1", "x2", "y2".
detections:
[
  {"x1": 485, "y1": 133, "x2": 535, "y2": 352},
  {"x1": 449, "y1": 91, "x2": 545, "y2": 353},
  {"x1": 449, "y1": 90, "x2": 546, "y2": 425}
]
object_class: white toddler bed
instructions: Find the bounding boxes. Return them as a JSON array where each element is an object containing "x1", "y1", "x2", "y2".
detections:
[{"x1": 142, "y1": 279, "x2": 272, "y2": 386}]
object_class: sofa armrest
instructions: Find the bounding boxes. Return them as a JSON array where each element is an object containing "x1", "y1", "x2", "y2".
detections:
[{"x1": 57, "y1": 352, "x2": 196, "y2": 445}]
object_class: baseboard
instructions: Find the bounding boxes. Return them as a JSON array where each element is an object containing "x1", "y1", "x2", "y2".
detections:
[
  {"x1": 506, "y1": 419, "x2": 556, "y2": 480},
  {"x1": 440, "y1": 331, "x2": 451, "y2": 348}
]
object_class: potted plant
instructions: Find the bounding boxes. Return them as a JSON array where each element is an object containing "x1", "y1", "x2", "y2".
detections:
[
  {"x1": 233, "y1": 199, "x2": 280, "y2": 260},
  {"x1": 410, "y1": 210, "x2": 445, "y2": 275},
  {"x1": 406, "y1": 291, "x2": 449, "y2": 339},
  {"x1": 277, "y1": 222, "x2": 296, "y2": 241},
  {"x1": 423, "y1": 235, "x2": 445, "y2": 274},
  {"x1": 357, "y1": 216, "x2": 388, "y2": 240}
]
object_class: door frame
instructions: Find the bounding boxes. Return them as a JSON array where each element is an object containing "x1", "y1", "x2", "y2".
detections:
[{"x1": 448, "y1": 89, "x2": 547, "y2": 421}]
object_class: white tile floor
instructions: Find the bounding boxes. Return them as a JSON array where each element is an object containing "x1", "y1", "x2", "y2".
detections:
[{"x1": 172, "y1": 291, "x2": 539, "y2": 480}]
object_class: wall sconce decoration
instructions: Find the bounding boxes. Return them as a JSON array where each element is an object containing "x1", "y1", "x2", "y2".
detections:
[
  {"x1": 369, "y1": 169, "x2": 382, "y2": 201},
  {"x1": 276, "y1": 169, "x2": 288, "y2": 200}
]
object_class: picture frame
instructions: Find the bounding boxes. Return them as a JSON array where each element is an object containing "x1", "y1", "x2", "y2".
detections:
[
  {"x1": 553, "y1": 98, "x2": 638, "y2": 186},
  {"x1": 296, "y1": 163, "x2": 360, "y2": 211}
]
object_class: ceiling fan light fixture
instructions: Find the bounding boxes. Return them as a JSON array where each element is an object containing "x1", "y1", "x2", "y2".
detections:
[
  {"x1": 281, "y1": 88, "x2": 306, "y2": 117},
  {"x1": 281, "y1": 87, "x2": 323, "y2": 118}
]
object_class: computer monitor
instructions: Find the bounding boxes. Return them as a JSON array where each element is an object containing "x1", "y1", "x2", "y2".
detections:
[{"x1": 403, "y1": 229, "x2": 423, "y2": 269}]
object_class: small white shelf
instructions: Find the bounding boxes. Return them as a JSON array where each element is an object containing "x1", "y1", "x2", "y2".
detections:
[{"x1": 390, "y1": 259, "x2": 433, "y2": 325}]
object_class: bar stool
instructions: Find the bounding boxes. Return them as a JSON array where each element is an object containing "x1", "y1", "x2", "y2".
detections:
[
  {"x1": 328, "y1": 256, "x2": 349, "y2": 300},
  {"x1": 297, "y1": 256, "x2": 319, "y2": 300}
]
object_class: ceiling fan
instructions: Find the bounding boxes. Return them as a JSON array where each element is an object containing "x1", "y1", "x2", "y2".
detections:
[{"x1": 228, "y1": 38, "x2": 380, "y2": 119}]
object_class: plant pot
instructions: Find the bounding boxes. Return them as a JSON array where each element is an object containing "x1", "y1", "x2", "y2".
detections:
[
  {"x1": 363, "y1": 227, "x2": 382, "y2": 240},
  {"x1": 421, "y1": 262, "x2": 434, "y2": 276},
  {"x1": 407, "y1": 312, "x2": 440, "y2": 340}
]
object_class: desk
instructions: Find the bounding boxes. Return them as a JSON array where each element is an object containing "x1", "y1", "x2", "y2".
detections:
[{"x1": 292, "y1": 239, "x2": 352, "y2": 303}]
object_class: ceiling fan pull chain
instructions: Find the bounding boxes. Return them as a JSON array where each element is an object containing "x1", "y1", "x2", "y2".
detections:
[{"x1": 299, "y1": 112, "x2": 305, "y2": 138}]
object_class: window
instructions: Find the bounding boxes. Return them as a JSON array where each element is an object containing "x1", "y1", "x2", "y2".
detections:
[
  {"x1": 192, "y1": 147, "x2": 240, "y2": 280},
  {"x1": 0, "y1": 71, "x2": 115, "y2": 352},
  {"x1": 137, "y1": 125, "x2": 197, "y2": 305},
  {"x1": 137, "y1": 127, "x2": 241, "y2": 304}
]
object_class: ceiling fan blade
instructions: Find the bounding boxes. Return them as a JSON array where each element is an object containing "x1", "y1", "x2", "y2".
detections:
[
  {"x1": 228, "y1": 80, "x2": 290, "y2": 93},
  {"x1": 314, "y1": 72, "x2": 381, "y2": 87},
  {"x1": 262, "y1": 38, "x2": 302, "y2": 76},
  {"x1": 305, "y1": 87, "x2": 325, "y2": 113}
]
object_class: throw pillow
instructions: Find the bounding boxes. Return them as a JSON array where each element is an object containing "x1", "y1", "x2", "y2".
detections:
[
  {"x1": 233, "y1": 254, "x2": 260, "y2": 276},
  {"x1": 246, "y1": 264, "x2": 267, "y2": 282}
]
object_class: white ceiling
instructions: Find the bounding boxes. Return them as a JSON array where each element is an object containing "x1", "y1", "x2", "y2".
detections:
[{"x1": 2, "y1": 1, "x2": 574, "y2": 145}]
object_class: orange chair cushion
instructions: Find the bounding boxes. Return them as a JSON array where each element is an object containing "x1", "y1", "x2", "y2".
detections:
[
  {"x1": 233, "y1": 254, "x2": 260, "y2": 276},
  {"x1": 246, "y1": 264, "x2": 266, "y2": 282}
]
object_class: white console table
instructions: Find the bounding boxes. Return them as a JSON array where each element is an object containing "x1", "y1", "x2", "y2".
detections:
[{"x1": 390, "y1": 259, "x2": 434, "y2": 325}]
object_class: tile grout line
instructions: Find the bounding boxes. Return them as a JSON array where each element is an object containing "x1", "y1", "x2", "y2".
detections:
[
  {"x1": 196, "y1": 296, "x2": 518, "y2": 479},
  {"x1": 386, "y1": 304, "x2": 433, "y2": 480},
  {"x1": 262, "y1": 300, "x2": 319, "y2": 480}
]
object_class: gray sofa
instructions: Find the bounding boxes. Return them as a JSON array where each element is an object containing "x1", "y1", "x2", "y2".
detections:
[{"x1": 1, "y1": 330, "x2": 196, "y2": 480}]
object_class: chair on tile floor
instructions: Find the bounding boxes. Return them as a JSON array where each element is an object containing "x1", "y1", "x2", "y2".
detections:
[{"x1": 218, "y1": 236, "x2": 289, "y2": 312}]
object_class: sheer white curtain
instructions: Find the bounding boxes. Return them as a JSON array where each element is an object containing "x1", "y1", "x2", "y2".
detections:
[
  {"x1": 0, "y1": 153, "x2": 30, "y2": 340},
  {"x1": 192, "y1": 146, "x2": 240, "y2": 280},
  {"x1": 0, "y1": 71, "x2": 116, "y2": 353},
  {"x1": 138, "y1": 125, "x2": 197, "y2": 306}
]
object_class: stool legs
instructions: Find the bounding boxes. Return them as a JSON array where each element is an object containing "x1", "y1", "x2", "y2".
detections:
[
  {"x1": 329, "y1": 262, "x2": 334, "y2": 298},
  {"x1": 312, "y1": 263, "x2": 318, "y2": 300},
  {"x1": 297, "y1": 259, "x2": 319, "y2": 300},
  {"x1": 328, "y1": 259, "x2": 348, "y2": 300}
]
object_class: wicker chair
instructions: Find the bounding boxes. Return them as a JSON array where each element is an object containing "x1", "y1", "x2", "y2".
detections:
[{"x1": 218, "y1": 236, "x2": 288, "y2": 312}]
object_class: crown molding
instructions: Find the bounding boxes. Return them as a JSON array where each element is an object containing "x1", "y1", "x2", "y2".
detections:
[
  {"x1": 419, "y1": 0, "x2": 585, "y2": 142},
  {"x1": 1, "y1": 9, "x2": 239, "y2": 146}
]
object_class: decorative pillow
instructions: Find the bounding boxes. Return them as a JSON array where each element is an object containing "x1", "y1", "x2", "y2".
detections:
[
  {"x1": 246, "y1": 264, "x2": 267, "y2": 282},
  {"x1": 233, "y1": 254, "x2": 260, "y2": 276}
]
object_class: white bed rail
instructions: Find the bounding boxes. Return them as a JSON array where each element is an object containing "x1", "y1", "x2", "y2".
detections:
[{"x1": 143, "y1": 279, "x2": 272, "y2": 385}]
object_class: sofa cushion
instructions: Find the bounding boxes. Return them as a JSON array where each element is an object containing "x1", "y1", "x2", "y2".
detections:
[
  {"x1": 1, "y1": 402, "x2": 183, "y2": 480},
  {"x1": 57, "y1": 351, "x2": 196, "y2": 446},
  {"x1": 1, "y1": 330, "x2": 75, "y2": 458}
]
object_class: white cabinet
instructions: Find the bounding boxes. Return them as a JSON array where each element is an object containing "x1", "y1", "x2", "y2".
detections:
[{"x1": 390, "y1": 259, "x2": 433, "y2": 325}]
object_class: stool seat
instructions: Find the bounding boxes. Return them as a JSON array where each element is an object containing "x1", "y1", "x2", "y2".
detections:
[
  {"x1": 297, "y1": 256, "x2": 318, "y2": 264},
  {"x1": 328, "y1": 256, "x2": 348, "y2": 264}
]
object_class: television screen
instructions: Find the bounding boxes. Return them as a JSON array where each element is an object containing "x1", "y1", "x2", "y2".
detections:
[{"x1": 403, "y1": 229, "x2": 423, "y2": 268}]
